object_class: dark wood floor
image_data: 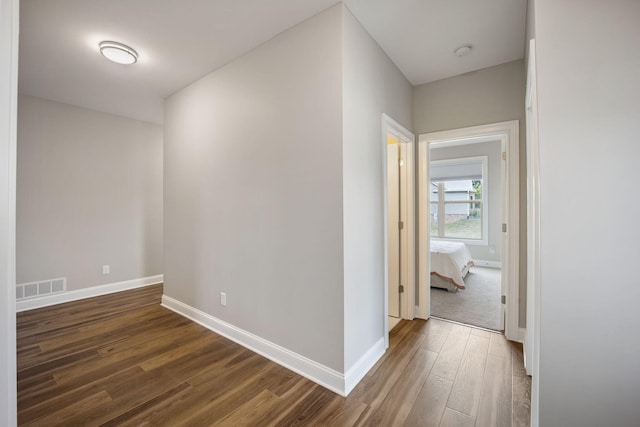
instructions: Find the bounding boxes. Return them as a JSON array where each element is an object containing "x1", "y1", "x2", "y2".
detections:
[{"x1": 17, "y1": 284, "x2": 530, "y2": 426}]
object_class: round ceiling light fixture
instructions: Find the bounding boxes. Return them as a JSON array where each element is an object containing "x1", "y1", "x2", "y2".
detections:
[
  {"x1": 99, "y1": 41, "x2": 138, "y2": 65},
  {"x1": 454, "y1": 44, "x2": 473, "y2": 57}
]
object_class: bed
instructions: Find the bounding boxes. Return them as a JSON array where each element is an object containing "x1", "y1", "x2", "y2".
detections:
[{"x1": 430, "y1": 240, "x2": 474, "y2": 292}]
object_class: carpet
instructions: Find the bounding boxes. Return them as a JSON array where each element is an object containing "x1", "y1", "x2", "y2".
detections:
[{"x1": 430, "y1": 266, "x2": 501, "y2": 331}]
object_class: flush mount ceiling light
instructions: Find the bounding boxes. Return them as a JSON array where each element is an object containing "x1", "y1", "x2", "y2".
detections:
[
  {"x1": 99, "y1": 41, "x2": 138, "y2": 64},
  {"x1": 454, "y1": 44, "x2": 473, "y2": 57}
]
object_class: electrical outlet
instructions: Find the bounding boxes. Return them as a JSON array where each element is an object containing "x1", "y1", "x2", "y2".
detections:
[
  {"x1": 220, "y1": 292, "x2": 227, "y2": 307},
  {"x1": 102, "y1": 265, "x2": 110, "y2": 275},
  {"x1": 489, "y1": 245, "x2": 496, "y2": 254}
]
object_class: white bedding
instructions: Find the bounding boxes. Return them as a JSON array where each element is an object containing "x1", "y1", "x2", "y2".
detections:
[{"x1": 430, "y1": 240, "x2": 474, "y2": 291}]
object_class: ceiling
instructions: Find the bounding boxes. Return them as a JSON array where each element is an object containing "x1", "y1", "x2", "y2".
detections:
[{"x1": 18, "y1": 0, "x2": 527, "y2": 124}]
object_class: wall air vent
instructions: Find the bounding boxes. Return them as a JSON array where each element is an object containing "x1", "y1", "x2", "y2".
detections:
[{"x1": 17, "y1": 277, "x2": 66, "y2": 301}]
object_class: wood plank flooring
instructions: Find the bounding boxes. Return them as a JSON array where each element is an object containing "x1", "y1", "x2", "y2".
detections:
[{"x1": 17, "y1": 284, "x2": 531, "y2": 426}]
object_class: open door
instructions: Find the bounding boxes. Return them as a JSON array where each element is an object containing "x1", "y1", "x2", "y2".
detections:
[
  {"x1": 383, "y1": 114, "x2": 415, "y2": 341},
  {"x1": 387, "y1": 141, "x2": 400, "y2": 318},
  {"x1": 418, "y1": 121, "x2": 520, "y2": 341}
]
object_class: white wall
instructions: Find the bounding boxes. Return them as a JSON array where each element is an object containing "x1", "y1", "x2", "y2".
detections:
[
  {"x1": 342, "y1": 6, "x2": 413, "y2": 371},
  {"x1": 430, "y1": 141, "x2": 502, "y2": 262},
  {"x1": 413, "y1": 60, "x2": 527, "y2": 326},
  {"x1": 534, "y1": 0, "x2": 640, "y2": 425},
  {"x1": 164, "y1": 5, "x2": 345, "y2": 371},
  {"x1": 0, "y1": 0, "x2": 18, "y2": 423},
  {"x1": 17, "y1": 95, "x2": 163, "y2": 291}
]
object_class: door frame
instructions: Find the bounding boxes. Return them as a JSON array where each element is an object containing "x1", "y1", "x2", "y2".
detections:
[
  {"x1": 525, "y1": 38, "x2": 541, "y2": 427},
  {"x1": 382, "y1": 114, "x2": 415, "y2": 348},
  {"x1": 417, "y1": 120, "x2": 520, "y2": 342},
  {"x1": 0, "y1": 0, "x2": 19, "y2": 423}
]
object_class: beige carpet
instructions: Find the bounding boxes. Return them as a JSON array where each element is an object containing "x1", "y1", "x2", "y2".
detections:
[{"x1": 430, "y1": 266, "x2": 501, "y2": 330}]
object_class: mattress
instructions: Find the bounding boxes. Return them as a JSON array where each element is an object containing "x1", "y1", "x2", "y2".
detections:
[{"x1": 430, "y1": 240, "x2": 474, "y2": 292}]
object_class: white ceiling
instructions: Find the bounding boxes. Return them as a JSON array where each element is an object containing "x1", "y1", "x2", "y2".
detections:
[
  {"x1": 18, "y1": 0, "x2": 527, "y2": 124},
  {"x1": 346, "y1": 0, "x2": 527, "y2": 85}
]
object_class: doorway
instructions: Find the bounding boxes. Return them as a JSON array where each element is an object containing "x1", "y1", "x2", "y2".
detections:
[
  {"x1": 428, "y1": 145, "x2": 503, "y2": 331},
  {"x1": 417, "y1": 121, "x2": 520, "y2": 341},
  {"x1": 383, "y1": 114, "x2": 414, "y2": 340}
]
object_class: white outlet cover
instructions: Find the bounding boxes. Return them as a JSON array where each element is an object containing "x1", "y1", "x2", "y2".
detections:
[{"x1": 102, "y1": 265, "x2": 110, "y2": 275}]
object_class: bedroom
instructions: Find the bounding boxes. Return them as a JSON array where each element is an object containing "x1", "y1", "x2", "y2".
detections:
[{"x1": 428, "y1": 138, "x2": 503, "y2": 331}]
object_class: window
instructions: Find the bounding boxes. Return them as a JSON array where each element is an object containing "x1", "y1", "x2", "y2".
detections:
[{"x1": 429, "y1": 156, "x2": 488, "y2": 244}]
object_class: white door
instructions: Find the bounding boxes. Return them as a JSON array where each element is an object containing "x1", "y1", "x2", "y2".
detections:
[
  {"x1": 500, "y1": 144, "x2": 508, "y2": 331},
  {"x1": 387, "y1": 141, "x2": 401, "y2": 318}
]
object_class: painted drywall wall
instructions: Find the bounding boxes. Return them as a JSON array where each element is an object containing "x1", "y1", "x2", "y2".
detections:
[
  {"x1": 164, "y1": 5, "x2": 345, "y2": 371},
  {"x1": 342, "y1": 6, "x2": 413, "y2": 371},
  {"x1": 0, "y1": 0, "x2": 18, "y2": 423},
  {"x1": 17, "y1": 95, "x2": 163, "y2": 291},
  {"x1": 534, "y1": 0, "x2": 640, "y2": 425},
  {"x1": 430, "y1": 141, "x2": 502, "y2": 262},
  {"x1": 413, "y1": 60, "x2": 527, "y2": 326}
]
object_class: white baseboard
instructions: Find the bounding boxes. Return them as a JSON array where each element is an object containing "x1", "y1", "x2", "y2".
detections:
[
  {"x1": 16, "y1": 275, "x2": 163, "y2": 312},
  {"x1": 473, "y1": 259, "x2": 502, "y2": 269},
  {"x1": 344, "y1": 337, "x2": 385, "y2": 395},
  {"x1": 162, "y1": 295, "x2": 385, "y2": 397}
]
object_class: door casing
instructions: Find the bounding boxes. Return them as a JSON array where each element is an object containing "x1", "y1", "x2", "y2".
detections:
[
  {"x1": 382, "y1": 114, "x2": 415, "y2": 348},
  {"x1": 417, "y1": 121, "x2": 520, "y2": 342},
  {"x1": 525, "y1": 38, "x2": 541, "y2": 427}
]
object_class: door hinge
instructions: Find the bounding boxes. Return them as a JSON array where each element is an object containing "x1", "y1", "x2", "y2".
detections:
[
  {"x1": 399, "y1": 221, "x2": 404, "y2": 230},
  {"x1": 501, "y1": 295, "x2": 506, "y2": 304},
  {"x1": 502, "y1": 223, "x2": 507, "y2": 232},
  {"x1": 399, "y1": 285, "x2": 405, "y2": 293},
  {"x1": 502, "y1": 152, "x2": 507, "y2": 161}
]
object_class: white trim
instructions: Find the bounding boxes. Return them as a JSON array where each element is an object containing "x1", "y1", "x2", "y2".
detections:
[
  {"x1": 472, "y1": 259, "x2": 502, "y2": 269},
  {"x1": 525, "y1": 38, "x2": 541, "y2": 427},
  {"x1": 16, "y1": 275, "x2": 164, "y2": 312},
  {"x1": 517, "y1": 327, "x2": 526, "y2": 344},
  {"x1": 344, "y1": 337, "x2": 385, "y2": 395},
  {"x1": 416, "y1": 141, "x2": 430, "y2": 320},
  {"x1": 400, "y1": 134, "x2": 415, "y2": 320},
  {"x1": 382, "y1": 117, "x2": 390, "y2": 346},
  {"x1": 162, "y1": 295, "x2": 375, "y2": 397},
  {"x1": 382, "y1": 114, "x2": 416, "y2": 346},
  {"x1": 419, "y1": 120, "x2": 520, "y2": 341},
  {"x1": 0, "y1": 0, "x2": 18, "y2": 423},
  {"x1": 430, "y1": 134, "x2": 503, "y2": 148}
]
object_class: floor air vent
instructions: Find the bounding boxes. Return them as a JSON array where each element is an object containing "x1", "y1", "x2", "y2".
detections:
[{"x1": 17, "y1": 277, "x2": 66, "y2": 300}]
